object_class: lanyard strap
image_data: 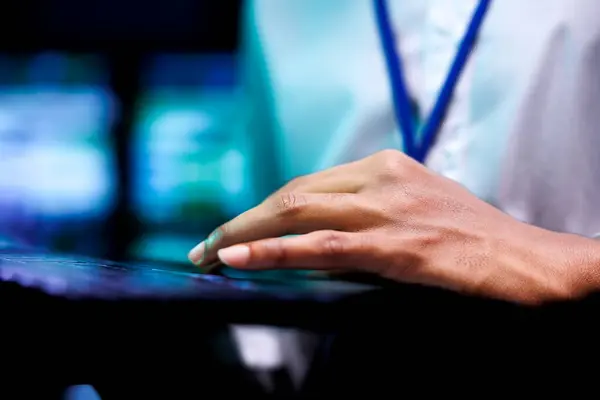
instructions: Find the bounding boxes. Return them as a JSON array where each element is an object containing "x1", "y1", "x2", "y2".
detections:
[{"x1": 374, "y1": 0, "x2": 492, "y2": 163}]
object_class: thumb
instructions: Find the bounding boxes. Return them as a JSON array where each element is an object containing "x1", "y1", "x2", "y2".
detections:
[{"x1": 216, "y1": 230, "x2": 373, "y2": 271}]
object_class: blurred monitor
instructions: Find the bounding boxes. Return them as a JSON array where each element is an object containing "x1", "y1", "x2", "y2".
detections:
[
  {"x1": 130, "y1": 53, "x2": 245, "y2": 263},
  {"x1": 0, "y1": 53, "x2": 117, "y2": 256}
]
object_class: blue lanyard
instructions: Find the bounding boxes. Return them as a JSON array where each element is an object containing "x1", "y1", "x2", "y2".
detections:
[{"x1": 374, "y1": 0, "x2": 492, "y2": 163}]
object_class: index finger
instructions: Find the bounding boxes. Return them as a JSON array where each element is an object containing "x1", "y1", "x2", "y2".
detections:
[{"x1": 187, "y1": 193, "x2": 358, "y2": 268}]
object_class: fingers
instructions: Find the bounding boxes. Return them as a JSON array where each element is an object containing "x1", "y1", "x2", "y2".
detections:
[
  {"x1": 187, "y1": 150, "x2": 412, "y2": 269},
  {"x1": 188, "y1": 193, "x2": 359, "y2": 267},
  {"x1": 214, "y1": 230, "x2": 441, "y2": 290},
  {"x1": 215, "y1": 230, "x2": 376, "y2": 270},
  {"x1": 215, "y1": 230, "x2": 440, "y2": 289},
  {"x1": 281, "y1": 161, "x2": 366, "y2": 194}
]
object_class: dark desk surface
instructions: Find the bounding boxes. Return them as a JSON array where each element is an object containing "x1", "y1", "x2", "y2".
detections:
[
  {"x1": 0, "y1": 246, "x2": 384, "y2": 330},
  {"x1": 2, "y1": 244, "x2": 598, "y2": 330},
  {"x1": 3, "y1": 245, "x2": 600, "y2": 396},
  {"x1": 0, "y1": 246, "x2": 384, "y2": 393}
]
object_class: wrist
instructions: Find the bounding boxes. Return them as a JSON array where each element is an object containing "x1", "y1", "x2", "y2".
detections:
[
  {"x1": 511, "y1": 224, "x2": 600, "y2": 303},
  {"x1": 549, "y1": 230, "x2": 600, "y2": 300},
  {"x1": 479, "y1": 221, "x2": 593, "y2": 305}
]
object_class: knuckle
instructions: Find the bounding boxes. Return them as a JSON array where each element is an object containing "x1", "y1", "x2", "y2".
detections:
[
  {"x1": 377, "y1": 149, "x2": 404, "y2": 165},
  {"x1": 264, "y1": 238, "x2": 287, "y2": 266},
  {"x1": 375, "y1": 149, "x2": 406, "y2": 180},
  {"x1": 273, "y1": 192, "x2": 308, "y2": 218},
  {"x1": 320, "y1": 231, "x2": 347, "y2": 258}
]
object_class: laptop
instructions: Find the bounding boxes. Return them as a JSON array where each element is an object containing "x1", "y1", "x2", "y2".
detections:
[
  {"x1": 0, "y1": 52, "x2": 382, "y2": 328},
  {"x1": 0, "y1": 241, "x2": 380, "y2": 315}
]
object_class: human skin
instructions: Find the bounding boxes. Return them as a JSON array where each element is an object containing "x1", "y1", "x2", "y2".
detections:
[{"x1": 189, "y1": 150, "x2": 600, "y2": 306}]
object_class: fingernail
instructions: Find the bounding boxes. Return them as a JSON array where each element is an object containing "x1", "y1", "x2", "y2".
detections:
[
  {"x1": 218, "y1": 245, "x2": 250, "y2": 267},
  {"x1": 206, "y1": 229, "x2": 223, "y2": 248},
  {"x1": 188, "y1": 241, "x2": 206, "y2": 265}
]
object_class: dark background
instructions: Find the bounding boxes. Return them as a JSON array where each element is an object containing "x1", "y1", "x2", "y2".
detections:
[
  {"x1": 0, "y1": 0, "x2": 243, "y2": 262},
  {"x1": 0, "y1": 0, "x2": 241, "y2": 51}
]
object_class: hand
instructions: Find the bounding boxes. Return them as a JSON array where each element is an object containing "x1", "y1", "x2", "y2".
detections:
[{"x1": 189, "y1": 150, "x2": 577, "y2": 305}]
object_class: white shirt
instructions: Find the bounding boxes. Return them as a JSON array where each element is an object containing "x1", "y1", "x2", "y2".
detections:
[
  {"x1": 232, "y1": 0, "x2": 600, "y2": 237},
  {"x1": 226, "y1": 1, "x2": 600, "y2": 386}
]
